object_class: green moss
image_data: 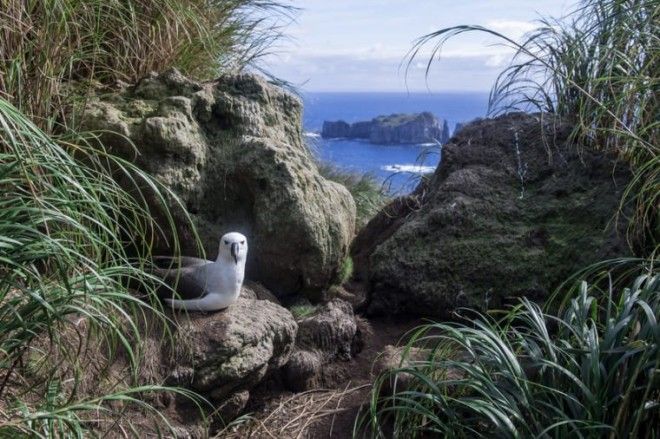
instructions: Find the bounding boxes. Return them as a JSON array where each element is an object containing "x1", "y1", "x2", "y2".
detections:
[
  {"x1": 124, "y1": 99, "x2": 156, "y2": 118},
  {"x1": 339, "y1": 256, "x2": 354, "y2": 284},
  {"x1": 289, "y1": 304, "x2": 318, "y2": 320}
]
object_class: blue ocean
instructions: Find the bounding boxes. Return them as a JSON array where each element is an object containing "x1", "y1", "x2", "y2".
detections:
[{"x1": 302, "y1": 92, "x2": 489, "y2": 194}]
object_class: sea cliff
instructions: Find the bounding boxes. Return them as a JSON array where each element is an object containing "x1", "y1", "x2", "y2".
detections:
[{"x1": 322, "y1": 111, "x2": 450, "y2": 144}]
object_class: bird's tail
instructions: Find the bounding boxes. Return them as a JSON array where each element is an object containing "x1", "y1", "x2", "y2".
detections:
[{"x1": 164, "y1": 294, "x2": 232, "y2": 312}]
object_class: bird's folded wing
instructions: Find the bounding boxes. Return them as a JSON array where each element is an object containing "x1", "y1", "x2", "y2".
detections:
[
  {"x1": 153, "y1": 256, "x2": 210, "y2": 268},
  {"x1": 153, "y1": 264, "x2": 209, "y2": 301}
]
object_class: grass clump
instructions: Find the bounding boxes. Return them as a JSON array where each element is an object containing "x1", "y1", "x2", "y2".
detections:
[
  {"x1": 339, "y1": 256, "x2": 354, "y2": 285},
  {"x1": 317, "y1": 163, "x2": 389, "y2": 229},
  {"x1": 289, "y1": 304, "x2": 318, "y2": 320},
  {"x1": 361, "y1": 268, "x2": 659, "y2": 438},
  {"x1": 408, "y1": 0, "x2": 659, "y2": 252},
  {"x1": 0, "y1": 98, "x2": 201, "y2": 435},
  {"x1": 0, "y1": 2, "x2": 293, "y2": 434},
  {"x1": 0, "y1": 0, "x2": 292, "y2": 124}
]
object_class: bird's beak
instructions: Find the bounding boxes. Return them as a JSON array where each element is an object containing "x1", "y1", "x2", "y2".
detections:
[{"x1": 230, "y1": 242, "x2": 239, "y2": 265}]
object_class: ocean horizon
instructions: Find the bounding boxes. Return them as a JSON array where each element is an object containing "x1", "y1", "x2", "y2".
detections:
[{"x1": 302, "y1": 91, "x2": 490, "y2": 194}]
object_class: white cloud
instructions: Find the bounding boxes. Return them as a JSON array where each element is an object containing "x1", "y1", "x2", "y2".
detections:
[
  {"x1": 485, "y1": 53, "x2": 510, "y2": 68},
  {"x1": 263, "y1": 53, "x2": 508, "y2": 92},
  {"x1": 280, "y1": 44, "x2": 515, "y2": 62},
  {"x1": 261, "y1": 1, "x2": 573, "y2": 91},
  {"x1": 486, "y1": 20, "x2": 538, "y2": 38}
]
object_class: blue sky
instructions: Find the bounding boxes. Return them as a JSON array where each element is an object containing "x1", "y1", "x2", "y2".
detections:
[{"x1": 264, "y1": 1, "x2": 576, "y2": 92}]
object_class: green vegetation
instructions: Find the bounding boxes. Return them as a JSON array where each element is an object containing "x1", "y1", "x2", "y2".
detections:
[
  {"x1": 0, "y1": 97, "x2": 204, "y2": 436},
  {"x1": 0, "y1": 0, "x2": 289, "y2": 436},
  {"x1": 409, "y1": 0, "x2": 658, "y2": 253},
  {"x1": 374, "y1": 112, "x2": 431, "y2": 126},
  {"x1": 0, "y1": 0, "x2": 291, "y2": 125},
  {"x1": 317, "y1": 163, "x2": 390, "y2": 229},
  {"x1": 289, "y1": 304, "x2": 319, "y2": 320},
  {"x1": 339, "y1": 256, "x2": 354, "y2": 285},
  {"x1": 362, "y1": 0, "x2": 659, "y2": 437},
  {"x1": 361, "y1": 268, "x2": 659, "y2": 438}
]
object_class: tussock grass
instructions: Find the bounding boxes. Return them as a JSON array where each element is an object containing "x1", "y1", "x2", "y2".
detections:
[
  {"x1": 289, "y1": 304, "x2": 319, "y2": 320},
  {"x1": 317, "y1": 163, "x2": 389, "y2": 230},
  {"x1": 0, "y1": 98, "x2": 203, "y2": 436},
  {"x1": 360, "y1": 267, "x2": 659, "y2": 438},
  {"x1": 408, "y1": 0, "x2": 659, "y2": 252},
  {"x1": 0, "y1": 1, "x2": 292, "y2": 435},
  {"x1": 0, "y1": 0, "x2": 293, "y2": 124}
]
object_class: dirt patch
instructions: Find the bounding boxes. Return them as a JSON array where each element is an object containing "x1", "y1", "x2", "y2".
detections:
[{"x1": 219, "y1": 316, "x2": 422, "y2": 438}]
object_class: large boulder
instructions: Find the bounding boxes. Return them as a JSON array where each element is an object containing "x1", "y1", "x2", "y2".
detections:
[
  {"x1": 167, "y1": 297, "x2": 297, "y2": 403},
  {"x1": 352, "y1": 113, "x2": 630, "y2": 317},
  {"x1": 83, "y1": 69, "x2": 356, "y2": 298}
]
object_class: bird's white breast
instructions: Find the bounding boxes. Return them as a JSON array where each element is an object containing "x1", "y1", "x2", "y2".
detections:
[{"x1": 193, "y1": 259, "x2": 245, "y2": 296}]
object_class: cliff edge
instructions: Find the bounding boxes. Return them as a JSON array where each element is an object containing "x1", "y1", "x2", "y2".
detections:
[{"x1": 321, "y1": 112, "x2": 450, "y2": 144}]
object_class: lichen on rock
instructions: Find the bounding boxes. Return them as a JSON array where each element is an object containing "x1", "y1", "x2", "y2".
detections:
[{"x1": 167, "y1": 297, "x2": 297, "y2": 404}]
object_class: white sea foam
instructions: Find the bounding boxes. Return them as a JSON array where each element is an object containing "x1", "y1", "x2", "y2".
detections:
[
  {"x1": 382, "y1": 164, "x2": 436, "y2": 174},
  {"x1": 304, "y1": 131, "x2": 321, "y2": 138}
]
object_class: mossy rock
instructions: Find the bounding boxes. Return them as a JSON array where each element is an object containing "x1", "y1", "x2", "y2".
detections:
[
  {"x1": 352, "y1": 113, "x2": 630, "y2": 317},
  {"x1": 82, "y1": 69, "x2": 356, "y2": 299}
]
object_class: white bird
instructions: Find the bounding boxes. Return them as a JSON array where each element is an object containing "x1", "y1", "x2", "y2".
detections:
[{"x1": 153, "y1": 232, "x2": 248, "y2": 312}]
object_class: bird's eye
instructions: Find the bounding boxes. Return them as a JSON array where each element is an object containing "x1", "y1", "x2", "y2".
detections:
[
  {"x1": 240, "y1": 240, "x2": 245, "y2": 245},
  {"x1": 224, "y1": 240, "x2": 229, "y2": 245}
]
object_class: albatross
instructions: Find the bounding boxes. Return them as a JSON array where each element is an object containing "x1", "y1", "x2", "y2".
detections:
[{"x1": 153, "y1": 232, "x2": 247, "y2": 312}]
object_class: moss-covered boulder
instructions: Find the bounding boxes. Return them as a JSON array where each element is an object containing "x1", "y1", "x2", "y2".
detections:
[
  {"x1": 352, "y1": 113, "x2": 629, "y2": 317},
  {"x1": 83, "y1": 69, "x2": 356, "y2": 298}
]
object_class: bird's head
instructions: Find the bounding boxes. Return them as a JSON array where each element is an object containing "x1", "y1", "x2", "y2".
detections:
[{"x1": 217, "y1": 232, "x2": 248, "y2": 265}]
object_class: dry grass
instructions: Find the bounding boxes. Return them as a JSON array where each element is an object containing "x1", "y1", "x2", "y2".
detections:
[
  {"x1": 0, "y1": 0, "x2": 292, "y2": 126},
  {"x1": 219, "y1": 384, "x2": 370, "y2": 439}
]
